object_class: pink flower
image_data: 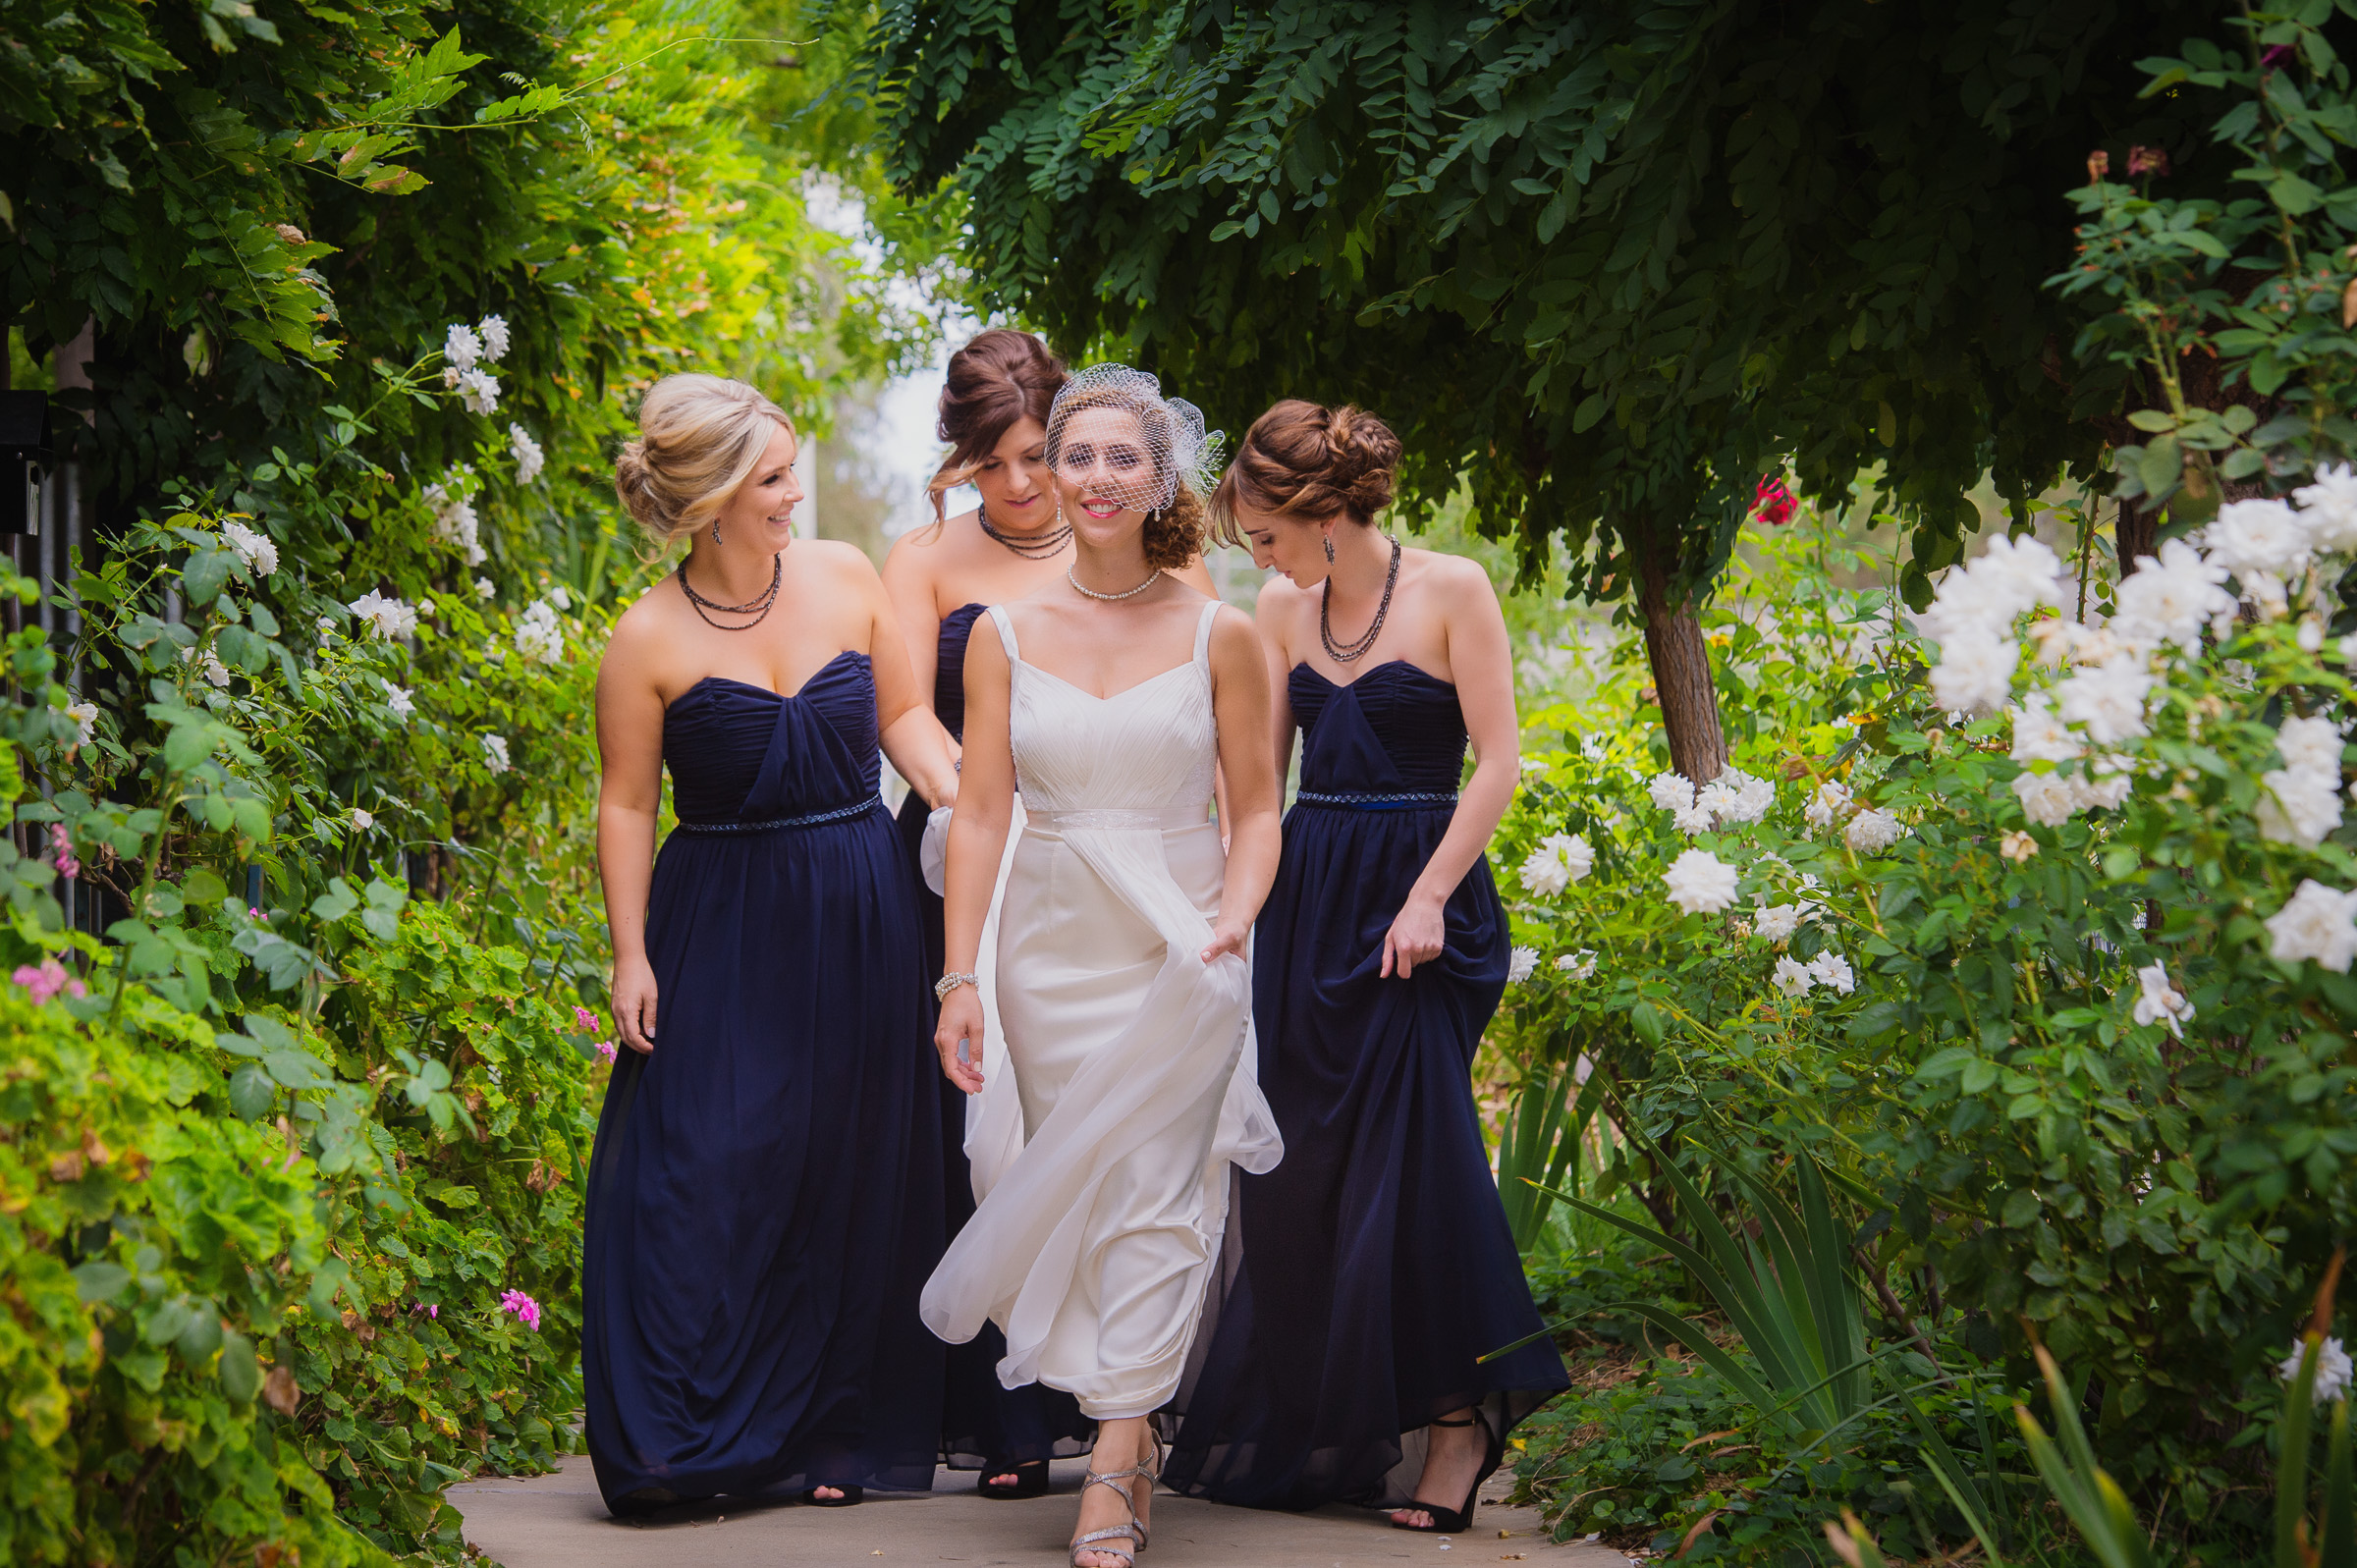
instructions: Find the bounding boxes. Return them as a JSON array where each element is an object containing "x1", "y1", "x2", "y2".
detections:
[
  {"x1": 47, "y1": 826, "x2": 77, "y2": 882},
  {"x1": 574, "y1": 1005, "x2": 598, "y2": 1032},
  {"x1": 249, "y1": 907, "x2": 263, "y2": 920},
  {"x1": 410, "y1": 1301, "x2": 439, "y2": 1320},
  {"x1": 1753, "y1": 475, "x2": 1798, "y2": 526},
  {"x1": 13, "y1": 959, "x2": 84, "y2": 1003},
  {"x1": 594, "y1": 1040, "x2": 618, "y2": 1064},
  {"x1": 2126, "y1": 144, "x2": 2169, "y2": 179},
  {"x1": 499, "y1": 1289, "x2": 542, "y2": 1331}
]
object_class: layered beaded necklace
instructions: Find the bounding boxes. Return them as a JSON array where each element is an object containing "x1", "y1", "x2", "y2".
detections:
[
  {"x1": 1321, "y1": 534, "x2": 1401, "y2": 663},
  {"x1": 678, "y1": 553, "x2": 782, "y2": 630},
  {"x1": 978, "y1": 498, "x2": 1072, "y2": 559}
]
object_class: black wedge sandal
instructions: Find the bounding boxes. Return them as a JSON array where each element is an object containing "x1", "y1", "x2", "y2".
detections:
[
  {"x1": 1390, "y1": 1413, "x2": 1502, "y2": 1535},
  {"x1": 978, "y1": 1458, "x2": 1051, "y2": 1499}
]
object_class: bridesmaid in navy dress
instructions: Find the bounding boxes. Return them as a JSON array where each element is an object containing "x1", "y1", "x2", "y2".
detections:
[
  {"x1": 587, "y1": 373, "x2": 959, "y2": 1514},
  {"x1": 1167, "y1": 402, "x2": 1567, "y2": 1527},
  {"x1": 881, "y1": 332, "x2": 1224, "y2": 1493},
  {"x1": 881, "y1": 330, "x2": 1094, "y2": 1496}
]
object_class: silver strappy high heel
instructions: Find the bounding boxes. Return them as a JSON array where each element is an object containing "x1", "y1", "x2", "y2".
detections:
[{"x1": 1069, "y1": 1429, "x2": 1163, "y2": 1566}]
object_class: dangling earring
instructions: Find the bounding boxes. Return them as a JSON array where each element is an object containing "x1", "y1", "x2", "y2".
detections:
[
  {"x1": 1323, "y1": 533, "x2": 1336, "y2": 564},
  {"x1": 712, "y1": 517, "x2": 723, "y2": 546}
]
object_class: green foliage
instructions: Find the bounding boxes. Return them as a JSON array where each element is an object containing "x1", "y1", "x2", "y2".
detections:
[
  {"x1": 1508, "y1": 1338, "x2": 2024, "y2": 1562},
  {"x1": 2052, "y1": 5, "x2": 2357, "y2": 527},
  {"x1": 0, "y1": 0, "x2": 951, "y2": 1562},
  {"x1": 868, "y1": 0, "x2": 2223, "y2": 604},
  {"x1": 1541, "y1": 1140, "x2": 1875, "y2": 1440}
]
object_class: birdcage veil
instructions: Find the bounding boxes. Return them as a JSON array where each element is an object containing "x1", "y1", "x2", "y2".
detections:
[{"x1": 1042, "y1": 363, "x2": 1226, "y2": 514}]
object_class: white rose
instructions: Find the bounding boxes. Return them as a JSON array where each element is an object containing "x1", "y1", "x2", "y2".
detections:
[
  {"x1": 2282, "y1": 1336, "x2": 2356, "y2": 1404},
  {"x1": 220, "y1": 518, "x2": 279, "y2": 576},
  {"x1": 481, "y1": 734, "x2": 512, "y2": 774},
  {"x1": 1928, "y1": 628, "x2": 2018, "y2": 715},
  {"x1": 456, "y1": 367, "x2": 502, "y2": 416},
  {"x1": 1809, "y1": 950, "x2": 1856, "y2": 995},
  {"x1": 1648, "y1": 770, "x2": 1696, "y2": 814},
  {"x1": 477, "y1": 314, "x2": 512, "y2": 362},
  {"x1": 509, "y1": 422, "x2": 545, "y2": 484},
  {"x1": 1845, "y1": 808, "x2": 1903, "y2": 853},
  {"x1": 1555, "y1": 949, "x2": 1597, "y2": 980},
  {"x1": 63, "y1": 700, "x2": 97, "y2": 747},
  {"x1": 381, "y1": 679, "x2": 415, "y2": 722},
  {"x1": 2011, "y1": 772, "x2": 2081, "y2": 829},
  {"x1": 1754, "y1": 902, "x2": 1804, "y2": 943},
  {"x1": 1507, "y1": 946, "x2": 1538, "y2": 984},
  {"x1": 2055, "y1": 655, "x2": 2154, "y2": 745},
  {"x1": 1771, "y1": 955, "x2": 1814, "y2": 998},
  {"x1": 2277, "y1": 716, "x2": 2346, "y2": 778},
  {"x1": 2207, "y1": 497, "x2": 2314, "y2": 580},
  {"x1": 2009, "y1": 696, "x2": 2084, "y2": 765},
  {"x1": 348, "y1": 590, "x2": 417, "y2": 639},
  {"x1": 2257, "y1": 767, "x2": 2344, "y2": 850},
  {"x1": 1663, "y1": 848, "x2": 1739, "y2": 916},
  {"x1": 443, "y1": 321, "x2": 482, "y2": 370},
  {"x1": 2130, "y1": 960, "x2": 2193, "y2": 1038},
  {"x1": 2265, "y1": 880, "x2": 2357, "y2": 972}
]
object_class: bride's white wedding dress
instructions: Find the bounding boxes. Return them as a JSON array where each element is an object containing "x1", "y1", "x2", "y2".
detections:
[{"x1": 921, "y1": 598, "x2": 1283, "y2": 1420}]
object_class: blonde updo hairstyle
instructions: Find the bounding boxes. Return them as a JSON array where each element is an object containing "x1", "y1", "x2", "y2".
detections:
[
  {"x1": 1047, "y1": 382, "x2": 1210, "y2": 573},
  {"x1": 1213, "y1": 400, "x2": 1402, "y2": 547},
  {"x1": 613, "y1": 373, "x2": 795, "y2": 548}
]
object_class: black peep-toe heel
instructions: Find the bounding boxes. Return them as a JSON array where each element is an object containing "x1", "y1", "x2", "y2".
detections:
[
  {"x1": 1390, "y1": 1413, "x2": 1502, "y2": 1535},
  {"x1": 802, "y1": 1484, "x2": 864, "y2": 1507},
  {"x1": 978, "y1": 1458, "x2": 1051, "y2": 1499}
]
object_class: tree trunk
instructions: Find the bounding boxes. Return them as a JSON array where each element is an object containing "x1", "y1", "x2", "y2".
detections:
[
  {"x1": 1637, "y1": 544, "x2": 1727, "y2": 783},
  {"x1": 2115, "y1": 498, "x2": 2158, "y2": 570}
]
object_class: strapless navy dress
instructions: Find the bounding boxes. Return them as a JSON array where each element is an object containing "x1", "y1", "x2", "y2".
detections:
[
  {"x1": 583, "y1": 655, "x2": 943, "y2": 1510},
  {"x1": 893, "y1": 604, "x2": 1094, "y2": 1472},
  {"x1": 1167, "y1": 660, "x2": 1567, "y2": 1510}
]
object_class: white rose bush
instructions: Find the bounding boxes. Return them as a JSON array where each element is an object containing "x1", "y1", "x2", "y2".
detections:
[{"x1": 1483, "y1": 510, "x2": 2357, "y2": 1499}]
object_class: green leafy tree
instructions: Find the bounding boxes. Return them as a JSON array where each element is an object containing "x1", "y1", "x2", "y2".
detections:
[{"x1": 868, "y1": 0, "x2": 2229, "y2": 776}]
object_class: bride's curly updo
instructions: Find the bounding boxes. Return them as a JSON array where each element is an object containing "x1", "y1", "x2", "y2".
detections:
[
  {"x1": 1213, "y1": 400, "x2": 1402, "y2": 545},
  {"x1": 613, "y1": 373, "x2": 795, "y2": 546}
]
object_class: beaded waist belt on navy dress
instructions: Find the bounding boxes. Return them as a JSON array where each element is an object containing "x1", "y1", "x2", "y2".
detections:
[
  {"x1": 672, "y1": 798, "x2": 883, "y2": 834},
  {"x1": 1291, "y1": 790, "x2": 1459, "y2": 811}
]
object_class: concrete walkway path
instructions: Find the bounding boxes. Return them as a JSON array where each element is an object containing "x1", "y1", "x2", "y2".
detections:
[{"x1": 450, "y1": 1455, "x2": 1633, "y2": 1568}]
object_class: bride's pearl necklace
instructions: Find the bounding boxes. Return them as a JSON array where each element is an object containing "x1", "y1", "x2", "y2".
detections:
[{"x1": 1067, "y1": 565, "x2": 1162, "y2": 601}]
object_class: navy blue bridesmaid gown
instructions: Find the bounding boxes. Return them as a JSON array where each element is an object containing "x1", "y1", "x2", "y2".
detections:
[
  {"x1": 1166, "y1": 660, "x2": 1568, "y2": 1510},
  {"x1": 893, "y1": 603, "x2": 1095, "y2": 1474},
  {"x1": 583, "y1": 655, "x2": 944, "y2": 1511}
]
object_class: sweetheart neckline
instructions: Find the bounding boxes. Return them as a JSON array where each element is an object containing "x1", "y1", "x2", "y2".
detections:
[
  {"x1": 1016, "y1": 654, "x2": 1203, "y2": 705},
  {"x1": 1291, "y1": 657, "x2": 1455, "y2": 693},
  {"x1": 668, "y1": 651, "x2": 867, "y2": 712}
]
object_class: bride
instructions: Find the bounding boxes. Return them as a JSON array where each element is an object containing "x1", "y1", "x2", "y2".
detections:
[{"x1": 921, "y1": 365, "x2": 1284, "y2": 1567}]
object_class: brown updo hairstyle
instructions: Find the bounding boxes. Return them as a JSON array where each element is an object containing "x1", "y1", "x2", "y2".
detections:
[
  {"x1": 1044, "y1": 380, "x2": 1209, "y2": 572},
  {"x1": 927, "y1": 329, "x2": 1068, "y2": 521},
  {"x1": 613, "y1": 373, "x2": 795, "y2": 549},
  {"x1": 1212, "y1": 400, "x2": 1403, "y2": 547}
]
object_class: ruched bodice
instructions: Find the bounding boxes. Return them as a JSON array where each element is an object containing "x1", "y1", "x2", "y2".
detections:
[
  {"x1": 1002, "y1": 607, "x2": 1218, "y2": 815},
  {"x1": 662, "y1": 656, "x2": 879, "y2": 825},
  {"x1": 933, "y1": 603, "x2": 988, "y2": 743},
  {"x1": 1290, "y1": 661, "x2": 1468, "y2": 796}
]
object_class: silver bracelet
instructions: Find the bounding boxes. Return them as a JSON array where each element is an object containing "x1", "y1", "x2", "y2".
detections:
[{"x1": 934, "y1": 971, "x2": 979, "y2": 1000}]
